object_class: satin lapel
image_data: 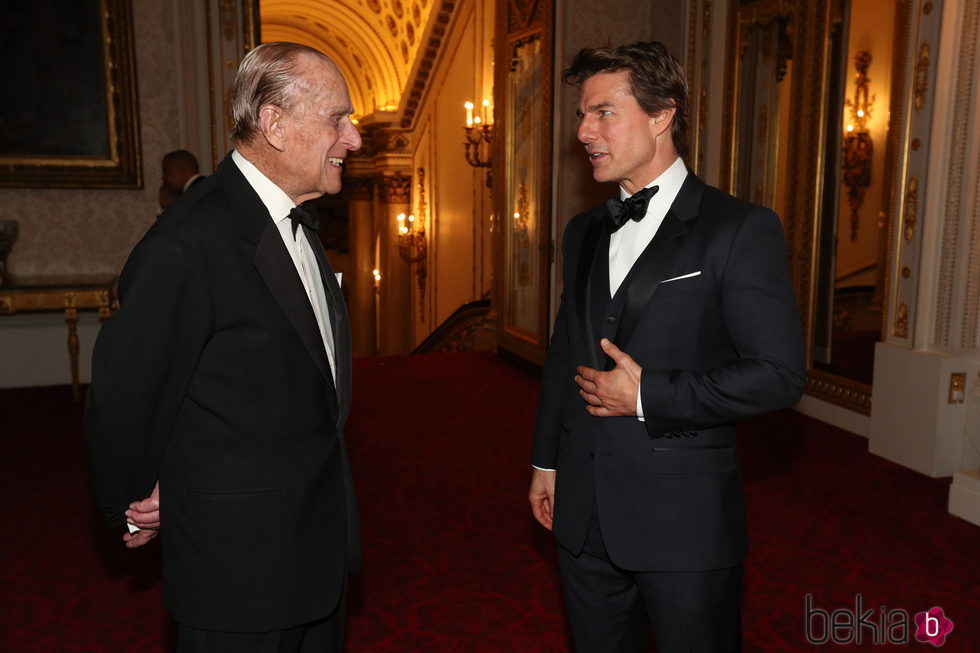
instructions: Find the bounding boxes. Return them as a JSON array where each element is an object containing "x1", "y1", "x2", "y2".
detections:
[
  {"x1": 304, "y1": 226, "x2": 360, "y2": 571},
  {"x1": 306, "y1": 228, "x2": 352, "y2": 423},
  {"x1": 218, "y1": 152, "x2": 337, "y2": 400},
  {"x1": 253, "y1": 222, "x2": 336, "y2": 393},
  {"x1": 615, "y1": 172, "x2": 706, "y2": 349},
  {"x1": 615, "y1": 213, "x2": 689, "y2": 349},
  {"x1": 575, "y1": 215, "x2": 606, "y2": 369}
]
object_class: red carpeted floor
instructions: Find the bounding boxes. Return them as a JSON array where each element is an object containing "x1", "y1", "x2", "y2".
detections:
[{"x1": 1, "y1": 351, "x2": 979, "y2": 652}]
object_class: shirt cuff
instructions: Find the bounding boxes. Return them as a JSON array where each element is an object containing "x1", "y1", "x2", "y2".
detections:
[
  {"x1": 636, "y1": 376, "x2": 645, "y2": 422},
  {"x1": 532, "y1": 465, "x2": 556, "y2": 472}
]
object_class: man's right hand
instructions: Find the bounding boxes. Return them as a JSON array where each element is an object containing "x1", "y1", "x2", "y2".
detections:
[
  {"x1": 529, "y1": 468, "x2": 556, "y2": 531},
  {"x1": 123, "y1": 481, "x2": 160, "y2": 548}
]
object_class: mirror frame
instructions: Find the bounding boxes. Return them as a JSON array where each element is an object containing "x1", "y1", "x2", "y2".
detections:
[
  {"x1": 493, "y1": 0, "x2": 555, "y2": 366},
  {"x1": 721, "y1": 0, "x2": 913, "y2": 415}
]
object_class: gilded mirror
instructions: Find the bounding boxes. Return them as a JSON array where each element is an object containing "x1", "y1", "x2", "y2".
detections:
[{"x1": 724, "y1": 0, "x2": 908, "y2": 414}]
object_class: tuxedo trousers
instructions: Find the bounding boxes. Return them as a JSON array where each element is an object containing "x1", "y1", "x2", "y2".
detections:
[
  {"x1": 557, "y1": 505, "x2": 742, "y2": 653},
  {"x1": 176, "y1": 576, "x2": 348, "y2": 653}
]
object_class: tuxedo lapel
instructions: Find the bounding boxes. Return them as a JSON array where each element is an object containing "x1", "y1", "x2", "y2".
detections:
[
  {"x1": 253, "y1": 223, "x2": 337, "y2": 397},
  {"x1": 307, "y1": 228, "x2": 351, "y2": 420},
  {"x1": 214, "y1": 154, "x2": 337, "y2": 395},
  {"x1": 615, "y1": 172, "x2": 705, "y2": 349},
  {"x1": 304, "y1": 225, "x2": 360, "y2": 572},
  {"x1": 575, "y1": 211, "x2": 607, "y2": 369}
]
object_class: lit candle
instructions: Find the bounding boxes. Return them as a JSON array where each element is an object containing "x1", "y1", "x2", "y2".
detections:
[
  {"x1": 482, "y1": 99, "x2": 489, "y2": 123},
  {"x1": 465, "y1": 101, "x2": 474, "y2": 126}
]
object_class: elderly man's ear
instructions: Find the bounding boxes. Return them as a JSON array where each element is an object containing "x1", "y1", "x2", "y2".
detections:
[{"x1": 259, "y1": 105, "x2": 287, "y2": 151}]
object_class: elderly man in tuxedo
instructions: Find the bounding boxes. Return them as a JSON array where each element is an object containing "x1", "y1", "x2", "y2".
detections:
[
  {"x1": 87, "y1": 42, "x2": 361, "y2": 652},
  {"x1": 529, "y1": 42, "x2": 805, "y2": 652}
]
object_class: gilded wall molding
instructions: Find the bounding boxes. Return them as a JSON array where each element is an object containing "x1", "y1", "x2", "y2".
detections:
[
  {"x1": 893, "y1": 302, "x2": 909, "y2": 338},
  {"x1": 687, "y1": 0, "x2": 715, "y2": 173},
  {"x1": 379, "y1": 172, "x2": 412, "y2": 204},
  {"x1": 886, "y1": 0, "x2": 942, "y2": 347},
  {"x1": 913, "y1": 42, "x2": 930, "y2": 112},
  {"x1": 903, "y1": 176, "x2": 919, "y2": 243},
  {"x1": 400, "y1": 0, "x2": 460, "y2": 128},
  {"x1": 345, "y1": 176, "x2": 375, "y2": 201},
  {"x1": 806, "y1": 372, "x2": 872, "y2": 415}
]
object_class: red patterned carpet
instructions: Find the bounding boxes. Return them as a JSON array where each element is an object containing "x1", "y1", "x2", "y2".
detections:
[{"x1": 1, "y1": 351, "x2": 979, "y2": 652}]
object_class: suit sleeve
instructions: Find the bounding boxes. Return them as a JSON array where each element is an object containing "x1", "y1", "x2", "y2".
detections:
[
  {"x1": 531, "y1": 224, "x2": 577, "y2": 470},
  {"x1": 639, "y1": 206, "x2": 806, "y2": 436},
  {"x1": 85, "y1": 230, "x2": 213, "y2": 527}
]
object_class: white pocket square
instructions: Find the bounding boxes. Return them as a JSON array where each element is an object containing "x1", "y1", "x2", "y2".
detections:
[{"x1": 661, "y1": 271, "x2": 701, "y2": 283}]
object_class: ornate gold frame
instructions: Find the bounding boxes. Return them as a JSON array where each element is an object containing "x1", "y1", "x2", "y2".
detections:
[
  {"x1": 721, "y1": 0, "x2": 913, "y2": 415},
  {"x1": 0, "y1": 0, "x2": 141, "y2": 189},
  {"x1": 493, "y1": 0, "x2": 554, "y2": 366}
]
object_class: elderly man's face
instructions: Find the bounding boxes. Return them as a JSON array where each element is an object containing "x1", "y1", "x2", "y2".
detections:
[{"x1": 280, "y1": 57, "x2": 361, "y2": 201}]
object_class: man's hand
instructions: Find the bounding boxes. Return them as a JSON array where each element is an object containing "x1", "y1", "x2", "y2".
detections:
[
  {"x1": 123, "y1": 481, "x2": 160, "y2": 548},
  {"x1": 529, "y1": 468, "x2": 556, "y2": 531},
  {"x1": 575, "y1": 339, "x2": 643, "y2": 417}
]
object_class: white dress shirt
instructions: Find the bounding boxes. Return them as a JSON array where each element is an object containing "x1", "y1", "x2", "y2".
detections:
[
  {"x1": 613, "y1": 156, "x2": 688, "y2": 421},
  {"x1": 231, "y1": 150, "x2": 336, "y2": 381},
  {"x1": 609, "y1": 156, "x2": 688, "y2": 295}
]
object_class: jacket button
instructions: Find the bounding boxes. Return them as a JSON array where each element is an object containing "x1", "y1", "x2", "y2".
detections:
[
  {"x1": 606, "y1": 316, "x2": 616, "y2": 324},
  {"x1": 589, "y1": 451, "x2": 595, "y2": 459}
]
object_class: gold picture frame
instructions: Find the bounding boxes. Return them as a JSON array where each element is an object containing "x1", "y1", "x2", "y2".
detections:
[{"x1": 0, "y1": 0, "x2": 142, "y2": 189}]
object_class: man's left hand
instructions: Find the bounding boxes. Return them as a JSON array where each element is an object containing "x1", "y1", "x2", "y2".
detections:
[
  {"x1": 122, "y1": 481, "x2": 160, "y2": 548},
  {"x1": 575, "y1": 339, "x2": 642, "y2": 417}
]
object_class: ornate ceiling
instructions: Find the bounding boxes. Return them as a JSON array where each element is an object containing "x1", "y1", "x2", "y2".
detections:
[{"x1": 260, "y1": 0, "x2": 437, "y2": 120}]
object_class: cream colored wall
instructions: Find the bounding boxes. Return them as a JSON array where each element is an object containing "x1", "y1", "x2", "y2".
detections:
[
  {"x1": 408, "y1": 0, "x2": 493, "y2": 346},
  {"x1": 0, "y1": 1, "x2": 185, "y2": 279},
  {"x1": 835, "y1": 0, "x2": 895, "y2": 288}
]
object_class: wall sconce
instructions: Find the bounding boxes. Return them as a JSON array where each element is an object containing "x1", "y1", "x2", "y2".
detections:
[
  {"x1": 842, "y1": 51, "x2": 874, "y2": 242},
  {"x1": 397, "y1": 168, "x2": 429, "y2": 320},
  {"x1": 396, "y1": 213, "x2": 426, "y2": 262},
  {"x1": 464, "y1": 100, "x2": 493, "y2": 187}
]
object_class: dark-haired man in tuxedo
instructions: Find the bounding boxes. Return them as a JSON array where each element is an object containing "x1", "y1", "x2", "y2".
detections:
[
  {"x1": 158, "y1": 149, "x2": 206, "y2": 213},
  {"x1": 529, "y1": 41, "x2": 805, "y2": 652},
  {"x1": 87, "y1": 41, "x2": 361, "y2": 652}
]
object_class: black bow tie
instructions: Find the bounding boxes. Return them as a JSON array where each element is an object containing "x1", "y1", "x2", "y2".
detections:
[
  {"x1": 605, "y1": 185, "x2": 659, "y2": 232},
  {"x1": 288, "y1": 202, "x2": 320, "y2": 237}
]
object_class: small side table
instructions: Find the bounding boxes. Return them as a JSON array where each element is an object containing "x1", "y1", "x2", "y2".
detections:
[{"x1": 0, "y1": 275, "x2": 118, "y2": 400}]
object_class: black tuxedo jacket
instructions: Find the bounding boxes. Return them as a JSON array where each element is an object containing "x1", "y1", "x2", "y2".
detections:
[
  {"x1": 86, "y1": 153, "x2": 359, "y2": 632},
  {"x1": 532, "y1": 172, "x2": 805, "y2": 572}
]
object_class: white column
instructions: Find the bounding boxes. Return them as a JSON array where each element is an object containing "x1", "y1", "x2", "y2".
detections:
[{"x1": 869, "y1": 0, "x2": 980, "y2": 522}]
